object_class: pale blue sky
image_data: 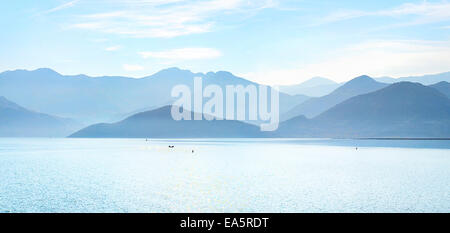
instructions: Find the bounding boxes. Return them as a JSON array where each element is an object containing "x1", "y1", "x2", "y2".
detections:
[{"x1": 1, "y1": 0, "x2": 450, "y2": 84}]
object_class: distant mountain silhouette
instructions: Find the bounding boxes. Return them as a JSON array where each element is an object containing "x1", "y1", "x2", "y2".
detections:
[
  {"x1": 279, "y1": 82, "x2": 450, "y2": 137},
  {"x1": 279, "y1": 77, "x2": 340, "y2": 97},
  {"x1": 298, "y1": 77, "x2": 337, "y2": 87},
  {"x1": 69, "y1": 106, "x2": 266, "y2": 138},
  {"x1": 0, "y1": 68, "x2": 307, "y2": 124},
  {"x1": 430, "y1": 81, "x2": 450, "y2": 98},
  {"x1": 375, "y1": 72, "x2": 450, "y2": 85},
  {"x1": 374, "y1": 76, "x2": 397, "y2": 83},
  {"x1": 282, "y1": 75, "x2": 388, "y2": 120},
  {"x1": 0, "y1": 96, "x2": 81, "y2": 137},
  {"x1": 4, "y1": 67, "x2": 450, "y2": 138}
]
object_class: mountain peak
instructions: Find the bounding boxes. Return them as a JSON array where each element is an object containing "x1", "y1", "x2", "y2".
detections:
[
  {"x1": 206, "y1": 71, "x2": 235, "y2": 78},
  {"x1": 382, "y1": 81, "x2": 433, "y2": 91},
  {"x1": 332, "y1": 75, "x2": 386, "y2": 94},
  {"x1": 162, "y1": 67, "x2": 183, "y2": 72},
  {"x1": 33, "y1": 68, "x2": 61, "y2": 75},
  {"x1": 147, "y1": 67, "x2": 197, "y2": 79},
  {"x1": 288, "y1": 76, "x2": 335, "y2": 86},
  {"x1": 382, "y1": 81, "x2": 446, "y2": 97},
  {"x1": 156, "y1": 67, "x2": 189, "y2": 74},
  {"x1": 348, "y1": 75, "x2": 373, "y2": 83},
  {"x1": 216, "y1": 71, "x2": 233, "y2": 76},
  {"x1": 296, "y1": 76, "x2": 337, "y2": 88}
]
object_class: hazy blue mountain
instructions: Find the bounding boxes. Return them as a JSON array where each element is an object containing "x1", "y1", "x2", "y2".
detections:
[
  {"x1": 279, "y1": 82, "x2": 450, "y2": 138},
  {"x1": 282, "y1": 75, "x2": 388, "y2": 120},
  {"x1": 0, "y1": 68, "x2": 145, "y2": 124},
  {"x1": 69, "y1": 106, "x2": 266, "y2": 138},
  {"x1": 374, "y1": 76, "x2": 397, "y2": 83},
  {"x1": 375, "y1": 72, "x2": 450, "y2": 85},
  {"x1": 290, "y1": 77, "x2": 337, "y2": 87},
  {"x1": 279, "y1": 77, "x2": 341, "y2": 97},
  {"x1": 0, "y1": 96, "x2": 81, "y2": 137},
  {"x1": 0, "y1": 68, "x2": 306, "y2": 124},
  {"x1": 201, "y1": 71, "x2": 309, "y2": 120},
  {"x1": 109, "y1": 101, "x2": 174, "y2": 122},
  {"x1": 430, "y1": 81, "x2": 450, "y2": 98}
]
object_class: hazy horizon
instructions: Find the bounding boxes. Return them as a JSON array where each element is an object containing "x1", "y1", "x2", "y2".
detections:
[
  {"x1": 2, "y1": 0, "x2": 450, "y2": 85},
  {"x1": 1, "y1": 66, "x2": 449, "y2": 87}
]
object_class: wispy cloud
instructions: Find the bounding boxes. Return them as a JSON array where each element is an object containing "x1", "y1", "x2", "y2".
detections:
[
  {"x1": 139, "y1": 48, "x2": 222, "y2": 60},
  {"x1": 91, "y1": 38, "x2": 109, "y2": 43},
  {"x1": 40, "y1": 0, "x2": 80, "y2": 15},
  {"x1": 317, "y1": 1, "x2": 450, "y2": 26},
  {"x1": 105, "y1": 45, "x2": 121, "y2": 51},
  {"x1": 123, "y1": 64, "x2": 144, "y2": 71},
  {"x1": 72, "y1": 22, "x2": 105, "y2": 30},
  {"x1": 243, "y1": 40, "x2": 450, "y2": 84},
  {"x1": 69, "y1": 0, "x2": 276, "y2": 38}
]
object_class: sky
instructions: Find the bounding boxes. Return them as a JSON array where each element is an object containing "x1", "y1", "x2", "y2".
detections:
[{"x1": 1, "y1": 0, "x2": 450, "y2": 85}]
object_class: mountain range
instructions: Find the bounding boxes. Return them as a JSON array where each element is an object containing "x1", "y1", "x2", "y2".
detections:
[
  {"x1": 279, "y1": 77, "x2": 341, "y2": 97},
  {"x1": 71, "y1": 81, "x2": 450, "y2": 138},
  {"x1": 70, "y1": 106, "x2": 265, "y2": 138},
  {"x1": 278, "y1": 71, "x2": 450, "y2": 97},
  {"x1": 374, "y1": 72, "x2": 450, "y2": 85},
  {"x1": 0, "y1": 68, "x2": 307, "y2": 125},
  {"x1": 1, "y1": 68, "x2": 449, "y2": 138},
  {"x1": 282, "y1": 75, "x2": 389, "y2": 120},
  {"x1": 278, "y1": 82, "x2": 450, "y2": 138}
]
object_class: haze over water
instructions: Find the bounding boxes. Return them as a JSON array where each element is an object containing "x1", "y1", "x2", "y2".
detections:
[{"x1": 0, "y1": 138, "x2": 449, "y2": 213}]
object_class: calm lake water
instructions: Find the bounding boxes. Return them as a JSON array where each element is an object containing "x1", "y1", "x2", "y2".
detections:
[{"x1": 0, "y1": 138, "x2": 449, "y2": 213}]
